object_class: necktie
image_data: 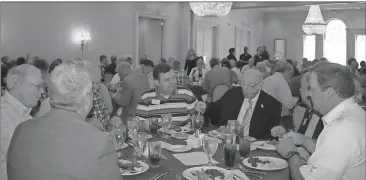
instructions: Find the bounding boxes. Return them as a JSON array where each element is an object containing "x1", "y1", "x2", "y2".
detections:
[{"x1": 242, "y1": 100, "x2": 253, "y2": 137}]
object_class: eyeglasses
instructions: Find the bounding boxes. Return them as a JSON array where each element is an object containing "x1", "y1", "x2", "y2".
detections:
[
  {"x1": 240, "y1": 80, "x2": 262, "y2": 89},
  {"x1": 27, "y1": 81, "x2": 44, "y2": 90}
]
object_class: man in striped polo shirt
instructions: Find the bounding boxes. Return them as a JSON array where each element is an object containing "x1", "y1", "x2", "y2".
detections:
[{"x1": 136, "y1": 63, "x2": 206, "y2": 125}]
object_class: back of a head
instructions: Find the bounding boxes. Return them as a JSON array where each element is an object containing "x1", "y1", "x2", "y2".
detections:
[
  {"x1": 160, "y1": 58, "x2": 167, "y2": 63},
  {"x1": 1, "y1": 56, "x2": 9, "y2": 64},
  {"x1": 16, "y1": 57, "x2": 26, "y2": 66},
  {"x1": 229, "y1": 48, "x2": 235, "y2": 53},
  {"x1": 210, "y1": 58, "x2": 220, "y2": 68},
  {"x1": 243, "y1": 69, "x2": 263, "y2": 82},
  {"x1": 274, "y1": 61, "x2": 293, "y2": 73},
  {"x1": 256, "y1": 62, "x2": 266, "y2": 72},
  {"x1": 6, "y1": 64, "x2": 41, "y2": 91},
  {"x1": 99, "y1": 55, "x2": 106, "y2": 62},
  {"x1": 311, "y1": 63, "x2": 355, "y2": 98},
  {"x1": 140, "y1": 59, "x2": 154, "y2": 68},
  {"x1": 32, "y1": 59, "x2": 49, "y2": 72},
  {"x1": 117, "y1": 61, "x2": 132, "y2": 77},
  {"x1": 153, "y1": 63, "x2": 171, "y2": 80},
  {"x1": 221, "y1": 60, "x2": 231, "y2": 69},
  {"x1": 320, "y1": 57, "x2": 328, "y2": 62},
  {"x1": 172, "y1": 61, "x2": 181, "y2": 71},
  {"x1": 48, "y1": 60, "x2": 92, "y2": 109}
]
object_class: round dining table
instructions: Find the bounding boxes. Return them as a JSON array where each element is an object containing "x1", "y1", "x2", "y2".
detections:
[{"x1": 122, "y1": 134, "x2": 290, "y2": 180}]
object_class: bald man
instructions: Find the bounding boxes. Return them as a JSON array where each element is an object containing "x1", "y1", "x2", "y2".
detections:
[
  {"x1": 213, "y1": 69, "x2": 282, "y2": 140},
  {"x1": 1, "y1": 64, "x2": 44, "y2": 179}
]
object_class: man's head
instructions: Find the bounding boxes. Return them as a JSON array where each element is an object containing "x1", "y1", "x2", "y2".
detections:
[
  {"x1": 125, "y1": 57, "x2": 132, "y2": 65},
  {"x1": 116, "y1": 61, "x2": 132, "y2": 81},
  {"x1": 262, "y1": 45, "x2": 267, "y2": 51},
  {"x1": 256, "y1": 62, "x2": 267, "y2": 73},
  {"x1": 209, "y1": 58, "x2": 220, "y2": 68},
  {"x1": 1, "y1": 56, "x2": 9, "y2": 64},
  {"x1": 229, "y1": 48, "x2": 235, "y2": 55},
  {"x1": 347, "y1": 58, "x2": 358, "y2": 70},
  {"x1": 274, "y1": 61, "x2": 294, "y2": 82},
  {"x1": 292, "y1": 59, "x2": 298, "y2": 68},
  {"x1": 309, "y1": 63, "x2": 355, "y2": 115},
  {"x1": 172, "y1": 61, "x2": 181, "y2": 71},
  {"x1": 111, "y1": 55, "x2": 117, "y2": 63},
  {"x1": 197, "y1": 58, "x2": 205, "y2": 69},
  {"x1": 241, "y1": 69, "x2": 264, "y2": 99},
  {"x1": 221, "y1": 59, "x2": 231, "y2": 69},
  {"x1": 99, "y1": 55, "x2": 108, "y2": 65},
  {"x1": 302, "y1": 58, "x2": 308, "y2": 64},
  {"x1": 32, "y1": 59, "x2": 49, "y2": 77},
  {"x1": 312, "y1": 59, "x2": 320, "y2": 65},
  {"x1": 160, "y1": 58, "x2": 167, "y2": 64},
  {"x1": 320, "y1": 57, "x2": 328, "y2": 62},
  {"x1": 16, "y1": 57, "x2": 26, "y2": 66},
  {"x1": 48, "y1": 60, "x2": 93, "y2": 118},
  {"x1": 263, "y1": 60, "x2": 271, "y2": 68},
  {"x1": 140, "y1": 59, "x2": 154, "y2": 75},
  {"x1": 360, "y1": 61, "x2": 366, "y2": 68},
  {"x1": 6, "y1": 64, "x2": 43, "y2": 108},
  {"x1": 299, "y1": 72, "x2": 312, "y2": 108},
  {"x1": 153, "y1": 63, "x2": 177, "y2": 96},
  {"x1": 248, "y1": 58, "x2": 255, "y2": 67},
  {"x1": 244, "y1": 46, "x2": 248, "y2": 53}
]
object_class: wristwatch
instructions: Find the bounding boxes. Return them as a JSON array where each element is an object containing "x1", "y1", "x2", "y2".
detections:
[{"x1": 285, "y1": 150, "x2": 300, "y2": 160}]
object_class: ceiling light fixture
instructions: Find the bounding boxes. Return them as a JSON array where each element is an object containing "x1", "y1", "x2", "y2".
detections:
[
  {"x1": 302, "y1": 5, "x2": 327, "y2": 35},
  {"x1": 190, "y1": 2, "x2": 233, "y2": 17}
]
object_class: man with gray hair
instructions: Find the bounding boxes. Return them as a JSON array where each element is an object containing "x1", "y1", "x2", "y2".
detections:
[
  {"x1": 213, "y1": 69, "x2": 282, "y2": 139},
  {"x1": 276, "y1": 63, "x2": 365, "y2": 180},
  {"x1": 263, "y1": 61, "x2": 297, "y2": 116},
  {"x1": 0, "y1": 64, "x2": 44, "y2": 180},
  {"x1": 7, "y1": 60, "x2": 122, "y2": 180}
]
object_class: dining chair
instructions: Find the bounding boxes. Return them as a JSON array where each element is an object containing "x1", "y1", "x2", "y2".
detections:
[{"x1": 211, "y1": 83, "x2": 230, "y2": 103}]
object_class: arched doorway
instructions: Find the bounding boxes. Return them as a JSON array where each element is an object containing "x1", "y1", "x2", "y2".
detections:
[{"x1": 323, "y1": 19, "x2": 347, "y2": 65}]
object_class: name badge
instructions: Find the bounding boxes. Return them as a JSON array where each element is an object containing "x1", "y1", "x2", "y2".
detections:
[{"x1": 151, "y1": 99, "x2": 161, "y2": 105}]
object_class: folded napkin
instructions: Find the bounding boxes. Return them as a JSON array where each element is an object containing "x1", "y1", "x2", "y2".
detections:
[
  {"x1": 172, "y1": 152, "x2": 219, "y2": 166},
  {"x1": 230, "y1": 169, "x2": 250, "y2": 180}
]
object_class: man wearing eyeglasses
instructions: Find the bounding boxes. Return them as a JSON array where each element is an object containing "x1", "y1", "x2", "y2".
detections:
[
  {"x1": 0, "y1": 64, "x2": 44, "y2": 180},
  {"x1": 215, "y1": 69, "x2": 282, "y2": 140}
]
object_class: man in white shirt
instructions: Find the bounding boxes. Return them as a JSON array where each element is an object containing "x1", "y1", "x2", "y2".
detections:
[
  {"x1": 263, "y1": 61, "x2": 297, "y2": 116},
  {"x1": 0, "y1": 64, "x2": 44, "y2": 180},
  {"x1": 276, "y1": 63, "x2": 365, "y2": 180},
  {"x1": 140, "y1": 59, "x2": 155, "y2": 89}
]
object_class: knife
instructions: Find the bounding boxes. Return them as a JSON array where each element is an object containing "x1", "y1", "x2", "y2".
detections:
[{"x1": 152, "y1": 169, "x2": 173, "y2": 180}]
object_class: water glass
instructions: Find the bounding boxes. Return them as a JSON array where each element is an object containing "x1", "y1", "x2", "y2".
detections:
[
  {"x1": 161, "y1": 114, "x2": 172, "y2": 139},
  {"x1": 112, "y1": 127, "x2": 126, "y2": 159},
  {"x1": 148, "y1": 141, "x2": 162, "y2": 168},
  {"x1": 239, "y1": 136, "x2": 251, "y2": 160},
  {"x1": 149, "y1": 117, "x2": 159, "y2": 134},
  {"x1": 133, "y1": 132, "x2": 147, "y2": 161},
  {"x1": 227, "y1": 120, "x2": 238, "y2": 135},
  {"x1": 192, "y1": 113, "x2": 204, "y2": 137},
  {"x1": 127, "y1": 118, "x2": 139, "y2": 139},
  {"x1": 202, "y1": 135, "x2": 219, "y2": 166}
]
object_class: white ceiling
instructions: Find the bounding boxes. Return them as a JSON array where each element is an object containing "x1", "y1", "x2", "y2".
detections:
[{"x1": 232, "y1": 2, "x2": 366, "y2": 12}]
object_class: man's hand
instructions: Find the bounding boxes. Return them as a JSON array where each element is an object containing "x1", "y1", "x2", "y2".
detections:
[
  {"x1": 283, "y1": 131, "x2": 308, "y2": 146},
  {"x1": 271, "y1": 126, "x2": 287, "y2": 138},
  {"x1": 195, "y1": 101, "x2": 207, "y2": 113},
  {"x1": 276, "y1": 138, "x2": 298, "y2": 158}
]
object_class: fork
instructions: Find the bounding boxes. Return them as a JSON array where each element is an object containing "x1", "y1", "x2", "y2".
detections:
[{"x1": 148, "y1": 169, "x2": 173, "y2": 180}]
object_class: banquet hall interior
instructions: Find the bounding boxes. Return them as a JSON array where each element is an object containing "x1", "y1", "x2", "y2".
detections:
[{"x1": 1, "y1": 1, "x2": 366, "y2": 180}]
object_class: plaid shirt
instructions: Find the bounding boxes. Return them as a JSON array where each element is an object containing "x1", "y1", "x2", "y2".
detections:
[
  {"x1": 87, "y1": 83, "x2": 112, "y2": 132},
  {"x1": 99, "y1": 64, "x2": 106, "y2": 82},
  {"x1": 174, "y1": 70, "x2": 191, "y2": 88}
]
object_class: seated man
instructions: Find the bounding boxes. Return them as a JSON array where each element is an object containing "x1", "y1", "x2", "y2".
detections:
[
  {"x1": 271, "y1": 72, "x2": 324, "y2": 139},
  {"x1": 276, "y1": 63, "x2": 365, "y2": 180},
  {"x1": 214, "y1": 69, "x2": 282, "y2": 140},
  {"x1": 136, "y1": 63, "x2": 206, "y2": 125},
  {"x1": 7, "y1": 61, "x2": 121, "y2": 180}
]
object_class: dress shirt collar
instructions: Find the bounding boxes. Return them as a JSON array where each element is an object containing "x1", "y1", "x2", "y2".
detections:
[
  {"x1": 3, "y1": 91, "x2": 31, "y2": 118},
  {"x1": 322, "y1": 97, "x2": 357, "y2": 126},
  {"x1": 248, "y1": 90, "x2": 261, "y2": 105}
]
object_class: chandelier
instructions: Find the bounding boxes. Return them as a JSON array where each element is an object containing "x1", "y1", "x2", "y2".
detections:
[
  {"x1": 80, "y1": 32, "x2": 91, "y2": 58},
  {"x1": 302, "y1": 5, "x2": 326, "y2": 35},
  {"x1": 190, "y1": 2, "x2": 233, "y2": 17}
]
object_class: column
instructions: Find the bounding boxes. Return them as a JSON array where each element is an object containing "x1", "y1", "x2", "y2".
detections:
[
  {"x1": 315, "y1": 34, "x2": 323, "y2": 59},
  {"x1": 346, "y1": 29, "x2": 356, "y2": 60}
]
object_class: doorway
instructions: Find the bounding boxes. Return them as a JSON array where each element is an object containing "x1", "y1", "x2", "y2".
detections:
[{"x1": 138, "y1": 17, "x2": 164, "y2": 64}]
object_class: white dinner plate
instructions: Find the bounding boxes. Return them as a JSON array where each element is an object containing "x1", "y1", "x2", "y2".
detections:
[
  {"x1": 171, "y1": 133, "x2": 190, "y2": 140},
  {"x1": 243, "y1": 156, "x2": 288, "y2": 171},
  {"x1": 166, "y1": 145, "x2": 192, "y2": 153},
  {"x1": 183, "y1": 166, "x2": 233, "y2": 180},
  {"x1": 252, "y1": 141, "x2": 278, "y2": 150},
  {"x1": 161, "y1": 128, "x2": 192, "y2": 134},
  {"x1": 119, "y1": 160, "x2": 149, "y2": 176}
]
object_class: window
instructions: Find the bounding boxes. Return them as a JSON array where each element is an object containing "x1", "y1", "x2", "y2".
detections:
[
  {"x1": 323, "y1": 19, "x2": 347, "y2": 65},
  {"x1": 303, "y1": 35, "x2": 316, "y2": 60},
  {"x1": 355, "y1": 35, "x2": 366, "y2": 62}
]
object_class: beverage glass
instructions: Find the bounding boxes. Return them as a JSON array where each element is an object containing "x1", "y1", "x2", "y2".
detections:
[
  {"x1": 227, "y1": 120, "x2": 238, "y2": 135},
  {"x1": 133, "y1": 132, "x2": 147, "y2": 162},
  {"x1": 239, "y1": 136, "x2": 251, "y2": 160},
  {"x1": 223, "y1": 133, "x2": 237, "y2": 169},
  {"x1": 161, "y1": 114, "x2": 172, "y2": 139},
  {"x1": 192, "y1": 113, "x2": 204, "y2": 137},
  {"x1": 127, "y1": 118, "x2": 139, "y2": 139},
  {"x1": 202, "y1": 135, "x2": 219, "y2": 166},
  {"x1": 149, "y1": 117, "x2": 159, "y2": 134},
  {"x1": 112, "y1": 127, "x2": 126, "y2": 159},
  {"x1": 148, "y1": 141, "x2": 162, "y2": 168}
]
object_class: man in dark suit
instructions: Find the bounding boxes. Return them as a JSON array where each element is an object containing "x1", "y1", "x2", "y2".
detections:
[
  {"x1": 7, "y1": 61, "x2": 122, "y2": 180},
  {"x1": 214, "y1": 69, "x2": 282, "y2": 140}
]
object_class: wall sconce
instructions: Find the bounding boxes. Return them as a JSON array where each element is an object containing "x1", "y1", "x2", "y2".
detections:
[{"x1": 80, "y1": 32, "x2": 91, "y2": 58}]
